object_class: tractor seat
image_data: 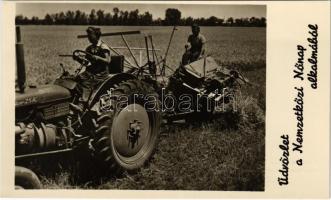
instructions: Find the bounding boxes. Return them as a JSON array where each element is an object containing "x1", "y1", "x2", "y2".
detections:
[
  {"x1": 108, "y1": 55, "x2": 124, "y2": 74},
  {"x1": 180, "y1": 57, "x2": 219, "y2": 88},
  {"x1": 183, "y1": 57, "x2": 219, "y2": 78}
]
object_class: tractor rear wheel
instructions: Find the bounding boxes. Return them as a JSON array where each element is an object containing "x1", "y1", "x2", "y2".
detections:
[{"x1": 92, "y1": 79, "x2": 161, "y2": 173}]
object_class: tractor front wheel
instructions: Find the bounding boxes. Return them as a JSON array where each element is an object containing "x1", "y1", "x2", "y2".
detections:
[
  {"x1": 15, "y1": 166, "x2": 42, "y2": 189},
  {"x1": 92, "y1": 79, "x2": 161, "y2": 173}
]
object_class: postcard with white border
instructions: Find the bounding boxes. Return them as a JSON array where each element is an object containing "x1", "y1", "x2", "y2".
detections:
[{"x1": 0, "y1": 1, "x2": 330, "y2": 199}]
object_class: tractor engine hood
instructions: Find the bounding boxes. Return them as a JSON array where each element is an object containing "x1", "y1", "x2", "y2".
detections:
[{"x1": 16, "y1": 85, "x2": 71, "y2": 108}]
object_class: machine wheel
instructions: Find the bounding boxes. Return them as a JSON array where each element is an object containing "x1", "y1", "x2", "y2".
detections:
[
  {"x1": 15, "y1": 166, "x2": 42, "y2": 189},
  {"x1": 92, "y1": 79, "x2": 161, "y2": 172}
]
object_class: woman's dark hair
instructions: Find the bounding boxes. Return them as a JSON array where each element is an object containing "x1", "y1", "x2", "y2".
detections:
[
  {"x1": 86, "y1": 27, "x2": 101, "y2": 38},
  {"x1": 191, "y1": 23, "x2": 200, "y2": 31}
]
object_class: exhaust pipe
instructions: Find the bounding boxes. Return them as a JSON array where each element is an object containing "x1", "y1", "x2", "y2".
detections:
[{"x1": 16, "y1": 26, "x2": 26, "y2": 93}]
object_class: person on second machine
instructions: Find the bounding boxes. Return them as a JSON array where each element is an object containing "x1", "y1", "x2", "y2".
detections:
[{"x1": 181, "y1": 24, "x2": 206, "y2": 65}]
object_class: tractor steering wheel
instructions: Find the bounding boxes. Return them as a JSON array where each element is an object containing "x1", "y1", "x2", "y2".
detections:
[{"x1": 73, "y1": 50, "x2": 91, "y2": 66}]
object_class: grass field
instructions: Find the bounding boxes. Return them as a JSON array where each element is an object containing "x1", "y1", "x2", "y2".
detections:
[{"x1": 19, "y1": 25, "x2": 266, "y2": 190}]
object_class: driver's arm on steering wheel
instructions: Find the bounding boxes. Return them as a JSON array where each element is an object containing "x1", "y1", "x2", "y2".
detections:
[
  {"x1": 87, "y1": 52, "x2": 110, "y2": 63},
  {"x1": 84, "y1": 42, "x2": 112, "y2": 71},
  {"x1": 88, "y1": 53, "x2": 111, "y2": 64}
]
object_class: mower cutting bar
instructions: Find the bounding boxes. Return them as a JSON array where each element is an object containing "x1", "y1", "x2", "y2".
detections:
[
  {"x1": 15, "y1": 148, "x2": 73, "y2": 159},
  {"x1": 112, "y1": 46, "x2": 161, "y2": 51},
  {"x1": 77, "y1": 30, "x2": 141, "y2": 38},
  {"x1": 58, "y1": 54, "x2": 72, "y2": 57}
]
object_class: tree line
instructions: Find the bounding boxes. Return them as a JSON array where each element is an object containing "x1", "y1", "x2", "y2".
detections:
[{"x1": 16, "y1": 8, "x2": 266, "y2": 27}]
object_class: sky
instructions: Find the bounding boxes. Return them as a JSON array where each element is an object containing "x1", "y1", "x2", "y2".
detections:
[{"x1": 16, "y1": 3, "x2": 266, "y2": 19}]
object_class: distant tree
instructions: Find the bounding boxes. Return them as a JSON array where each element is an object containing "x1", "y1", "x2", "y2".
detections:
[
  {"x1": 122, "y1": 11, "x2": 129, "y2": 25},
  {"x1": 206, "y1": 16, "x2": 218, "y2": 26},
  {"x1": 165, "y1": 8, "x2": 181, "y2": 25},
  {"x1": 65, "y1": 10, "x2": 75, "y2": 25},
  {"x1": 184, "y1": 16, "x2": 194, "y2": 26},
  {"x1": 74, "y1": 10, "x2": 88, "y2": 25},
  {"x1": 96, "y1": 9, "x2": 105, "y2": 25},
  {"x1": 30, "y1": 16, "x2": 40, "y2": 24},
  {"x1": 57, "y1": 12, "x2": 66, "y2": 24},
  {"x1": 74, "y1": 10, "x2": 81, "y2": 25},
  {"x1": 128, "y1": 9, "x2": 139, "y2": 25},
  {"x1": 154, "y1": 17, "x2": 163, "y2": 26},
  {"x1": 256, "y1": 17, "x2": 266, "y2": 27},
  {"x1": 235, "y1": 18, "x2": 243, "y2": 26},
  {"x1": 52, "y1": 13, "x2": 58, "y2": 24},
  {"x1": 44, "y1": 14, "x2": 53, "y2": 24},
  {"x1": 22, "y1": 17, "x2": 28, "y2": 24},
  {"x1": 118, "y1": 10, "x2": 124, "y2": 24},
  {"x1": 194, "y1": 17, "x2": 206, "y2": 26},
  {"x1": 261, "y1": 17, "x2": 266, "y2": 27},
  {"x1": 242, "y1": 18, "x2": 250, "y2": 26},
  {"x1": 15, "y1": 8, "x2": 267, "y2": 27},
  {"x1": 89, "y1": 9, "x2": 96, "y2": 25},
  {"x1": 140, "y1": 11, "x2": 153, "y2": 25},
  {"x1": 104, "y1": 12, "x2": 112, "y2": 25},
  {"x1": 226, "y1": 17, "x2": 234, "y2": 26},
  {"x1": 113, "y1": 7, "x2": 119, "y2": 25},
  {"x1": 217, "y1": 18, "x2": 224, "y2": 26},
  {"x1": 15, "y1": 15, "x2": 24, "y2": 24}
]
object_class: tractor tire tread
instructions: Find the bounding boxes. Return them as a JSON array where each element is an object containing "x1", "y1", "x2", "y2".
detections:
[{"x1": 92, "y1": 79, "x2": 161, "y2": 174}]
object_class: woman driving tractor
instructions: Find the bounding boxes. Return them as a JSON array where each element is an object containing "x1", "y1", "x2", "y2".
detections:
[{"x1": 70, "y1": 27, "x2": 111, "y2": 113}]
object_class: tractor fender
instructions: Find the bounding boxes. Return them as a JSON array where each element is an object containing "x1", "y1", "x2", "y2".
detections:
[{"x1": 88, "y1": 73, "x2": 136, "y2": 107}]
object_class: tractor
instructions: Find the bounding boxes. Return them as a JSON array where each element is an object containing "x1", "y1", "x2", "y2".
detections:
[{"x1": 14, "y1": 26, "x2": 247, "y2": 189}]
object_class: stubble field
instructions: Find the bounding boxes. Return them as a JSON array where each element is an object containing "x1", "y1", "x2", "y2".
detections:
[{"x1": 19, "y1": 25, "x2": 266, "y2": 190}]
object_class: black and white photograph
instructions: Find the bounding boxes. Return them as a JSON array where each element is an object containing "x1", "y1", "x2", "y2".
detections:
[
  {"x1": 1, "y1": 0, "x2": 330, "y2": 198},
  {"x1": 13, "y1": 2, "x2": 267, "y2": 191},
  {"x1": 2, "y1": 0, "x2": 331, "y2": 198}
]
